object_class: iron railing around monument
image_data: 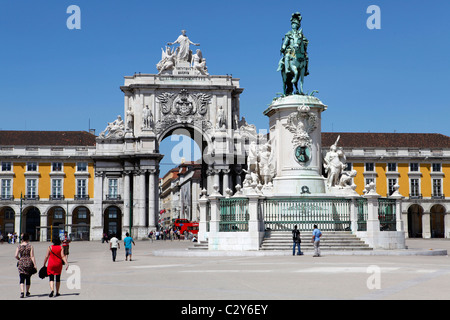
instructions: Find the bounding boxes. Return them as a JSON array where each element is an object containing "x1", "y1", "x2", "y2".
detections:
[
  {"x1": 378, "y1": 198, "x2": 396, "y2": 231},
  {"x1": 219, "y1": 198, "x2": 249, "y2": 232},
  {"x1": 261, "y1": 197, "x2": 351, "y2": 232},
  {"x1": 357, "y1": 198, "x2": 368, "y2": 231}
]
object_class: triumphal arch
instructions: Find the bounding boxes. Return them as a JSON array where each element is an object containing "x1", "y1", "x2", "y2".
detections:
[{"x1": 92, "y1": 30, "x2": 264, "y2": 240}]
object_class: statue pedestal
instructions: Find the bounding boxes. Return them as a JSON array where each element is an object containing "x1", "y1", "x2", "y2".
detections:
[{"x1": 264, "y1": 95, "x2": 327, "y2": 196}]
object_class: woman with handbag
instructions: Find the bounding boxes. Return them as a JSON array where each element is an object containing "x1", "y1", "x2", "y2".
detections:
[
  {"x1": 14, "y1": 233, "x2": 38, "y2": 298},
  {"x1": 42, "y1": 237, "x2": 69, "y2": 297}
]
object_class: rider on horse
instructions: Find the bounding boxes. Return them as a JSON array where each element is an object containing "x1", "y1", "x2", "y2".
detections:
[{"x1": 277, "y1": 12, "x2": 309, "y2": 95}]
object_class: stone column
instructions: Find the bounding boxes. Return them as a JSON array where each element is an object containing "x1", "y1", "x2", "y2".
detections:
[
  {"x1": 198, "y1": 190, "x2": 209, "y2": 242},
  {"x1": 247, "y1": 194, "x2": 264, "y2": 250},
  {"x1": 92, "y1": 171, "x2": 104, "y2": 240},
  {"x1": 222, "y1": 168, "x2": 230, "y2": 193},
  {"x1": 40, "y1": 212, "x2": 47, "y2": 241},
  {"x1": 206, "y1": 166, "x2": 214, "y2": 195},
  {"x1": 148, "y1": 169, "x2": 157, "y2": 229},
  {"x1": 132, "y1": 170, "x2": 146, "y2": 238},
  {"x1": 389, "y1": 186, "x2": 405, "y2": 232},
  {"x1": 348, "y1": 196, "x2": 360, "y2": 233},
  {"x1": 208, "y1": 185, "x2": 222, "y2": 234},
  {"x1": 138, "y1": 170, "x2": 146, "y2": 234},
  {"x1": 364, "y1": 190, "x2": 381, "y2": 233},
  {"x1": 444, "y1": 213, "x2": 450, "y2": 239},
  {"x1": 422, "y1": 212, "x2": 431, "y2": 239},
  {"x1": 122, "y1": 171, "x2": 131, "y2": 233},
  {"x1": 66, "y1": 206, "x2": 73, "y2": 235},
  {"x1": 213, "y1": 168, "x2": 221, "y2": 193},
  {"x1": 361, "y1": 183, "x2": 381, "y2": 248}
]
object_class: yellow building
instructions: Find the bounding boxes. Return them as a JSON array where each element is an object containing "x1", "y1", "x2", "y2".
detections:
[
  {"x1": 0, "y1": 131, "x2": 96, "y2": 241},
  {"x1": 323, "y1": 132, "x2": 450, "y2": 239}
]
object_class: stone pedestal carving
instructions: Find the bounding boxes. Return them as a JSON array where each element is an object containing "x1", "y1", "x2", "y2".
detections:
[{"x1": 263, "y1": 94, "x2": 327, "y2": 195}]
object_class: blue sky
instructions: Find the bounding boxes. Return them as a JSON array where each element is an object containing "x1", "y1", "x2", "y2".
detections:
[{"x1": 1, "y1": 0, "x2": 449, "y2": 175}]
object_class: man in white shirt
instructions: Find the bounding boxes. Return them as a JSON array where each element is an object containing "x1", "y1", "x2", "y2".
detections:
[{"x1": 109, "y1": 234, "x2": 120, "y2": 262}]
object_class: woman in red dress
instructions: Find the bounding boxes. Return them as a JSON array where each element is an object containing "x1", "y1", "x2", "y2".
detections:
[{"x1": 42, "y1": 237, "x2": 69, "y2": 297}]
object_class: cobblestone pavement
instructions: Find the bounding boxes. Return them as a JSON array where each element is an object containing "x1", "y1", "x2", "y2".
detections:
[{"x1": 1, "y1": 238, "x2": 449, "y2": 301}]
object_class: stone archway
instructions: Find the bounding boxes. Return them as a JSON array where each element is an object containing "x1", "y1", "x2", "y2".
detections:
[
  {"x1": 430, "y1": 204, "x2": 446, "y2": 238},
  {"x1": 93, "y1": 36, "x2": 247, "y2": 239},
  {"x1": 72, "y1": 206, "x2": 91, "y2": 240},
  {"x1": 24, "y1": 207, "x2": 41, "y2": 241},
  {"x1": 158, "y1": 123, "x2": 212, "y2": 224},
  {"x1": 407, "y1": 204, "x2": 423, "y2": 238},
  {"x1": 47, "y1": 206, "x2": 66, "y2": 241},
  {"x1": 104, "y1": 206, "x2": 122, "y2": 239},
  {"x1": 0, "y1": 206, "x2": 15, "y2": 237}
]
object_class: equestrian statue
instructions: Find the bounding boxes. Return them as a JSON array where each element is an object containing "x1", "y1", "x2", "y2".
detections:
[{"x1": 277, "y1": 12, "x2": 309, "y2": 96}]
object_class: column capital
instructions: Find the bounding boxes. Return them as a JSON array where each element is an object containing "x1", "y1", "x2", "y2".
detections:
[{"x1": 95, "y1": 171, "x2": 104, "y2": 178}]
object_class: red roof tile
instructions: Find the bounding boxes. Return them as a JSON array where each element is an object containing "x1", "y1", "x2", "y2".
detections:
[
  {"x1": 0, "y1": 131, "x2": 96, "y2": 147},
  {"x1": 322, "y1": 132, "x2": 450, "y2": 149}
]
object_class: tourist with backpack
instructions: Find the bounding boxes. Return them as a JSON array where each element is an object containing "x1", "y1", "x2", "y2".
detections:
[{"x1": 292, "y1": 225, "x2": 303, "y2": 256}]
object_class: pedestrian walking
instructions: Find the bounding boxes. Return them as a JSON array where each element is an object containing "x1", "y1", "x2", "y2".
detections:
[
  {"x1": 123, "y1": 232, "x2": 135, "y2": 261},
  {"x1": 102, "y1": 232, "x2": 109, "y2": 243},
  {"x1": 61, "y1": 231, "x2": 71, "y2": 260},
  {"x1": 14, "y1": 233, "x2": 37, "y2": 298},
  {"x1": 292, "y1": 225, "x2": 303, "y2": 255},
  {"x1": 42, "y1": 237, "x2": 69, "y2": 297},
  {"x1": 312, "y1": 224, "x2": 322, "y2": 257},
  {"x1": 109, "y1": 233, "x2": 120, "y2": 261}
]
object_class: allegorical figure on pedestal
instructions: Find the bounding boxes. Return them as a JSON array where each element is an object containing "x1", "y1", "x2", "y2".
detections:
[
  {"x1": 99, "y1": 115, "x2": 125, "y2": 139},
  {"x1": 167, "y1": 29, "x2": 200, "y2": 63},
  {"x1": 277, "y1": 12, "x2": 309, "y2": 96},
  {"x1": 142, "y1": 105, "x2": 153, "y2": 130},
  {"x1": 191, "y1": 49, "x2": 209, "y2": 75},
  {"x1": 126, "y1": 105, "x2": 134, "y2": 132},
  {"x1": 323, "y1": 135, "x2": 347, "y2": 187},
  {"x1": 157, "y1": 47, "x2": 176, "y2": 74}
]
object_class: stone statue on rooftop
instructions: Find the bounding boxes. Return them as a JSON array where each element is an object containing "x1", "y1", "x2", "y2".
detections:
[
  {"x1": 99, "y1": 115, "x2": 125, "y2": 139},
  {"x1": 191, "y1": 49, "x2": 209, "y2": 75},
  {"x1": 167, "y1": 29, "x2": 200, "y2": 63},
  {"x1": 156, "y1": 46, "x2": 176, "y2": 74}
]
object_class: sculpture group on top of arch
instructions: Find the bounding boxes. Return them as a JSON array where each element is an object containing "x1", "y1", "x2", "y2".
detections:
[{"x1": 157, "y1": 30, "x2": 209, "y2": 76}]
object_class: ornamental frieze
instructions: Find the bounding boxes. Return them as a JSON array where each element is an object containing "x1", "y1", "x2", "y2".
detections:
[{"x1": 155, "y1": 89, "x2": 213, "y2": 134}]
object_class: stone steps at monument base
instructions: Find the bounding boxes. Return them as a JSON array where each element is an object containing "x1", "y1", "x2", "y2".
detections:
[
  {"x1": 261, "y1": 231, "x2": 372, "y2": 251},
  {"x1": 188, "y1": 241, "x2": 209, "y2": 250}
]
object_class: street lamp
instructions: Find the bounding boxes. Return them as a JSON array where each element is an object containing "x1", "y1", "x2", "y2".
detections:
[{"x1": 19, "y1": 192, "x2": 23, "y2": 239}]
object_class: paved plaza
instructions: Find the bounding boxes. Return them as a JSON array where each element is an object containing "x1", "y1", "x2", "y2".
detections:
[{"x1": 1, "y1": 238, "x2": 450, "y2": 301}]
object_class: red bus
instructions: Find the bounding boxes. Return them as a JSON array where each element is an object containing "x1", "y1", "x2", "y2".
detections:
[{"x1": 174, "y1": 219, "x2": 199, "y2": 235}]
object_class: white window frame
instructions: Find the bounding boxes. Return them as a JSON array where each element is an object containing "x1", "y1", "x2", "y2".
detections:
[
  {"x1": 387, "y1": 162, "x2": 397, "y2": 172},
  {"x1": 365, "y1": 162, "x2": 375, "y2": 172},
  {"x1": 1, "y1": 161, "x2": 12, "y2": 172},
  {"x1": 76, "y1": 162, "x2": 88, "y2": 172},
  {"x1": 26, "y1": 162, "x2": 38, "y2": 172},
  {"x1": 1, "y1": 178, "x2": 12, "y2": 199},
  {"x1": 52, "y1": 162, "x2": 63, "y2": 172},
  {"x1": 432, "y1": 178, "x2": 443, "y2": 197},
  {"x1": 51, "y1": 178, "x2": 63, "y2": 199},
  {"x1": 76, "y1": 178, "x2": 88, "y2": 199},
  {"x1": 409, "y1": 178, "x2": 421, "y2": 198},
  {"x1": 409, "y1": 162, "x2": 419, "y2": 172},
  {"x1": 432, "y1": 163, "x2": 442, "y2": 172},
  {"x1": 108, "y1": 178, "x2": 119, "y2": 199},
  {"x1": 26, "y1": 178, "x2": 38, "y2": 199}
]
